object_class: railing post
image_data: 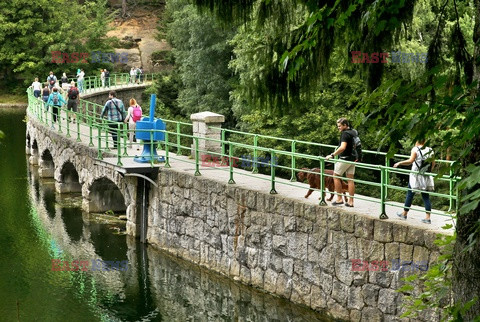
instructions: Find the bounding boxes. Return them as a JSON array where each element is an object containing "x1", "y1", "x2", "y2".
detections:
[
  {"x1": 194, "y1": 137, "x2": 201, "y2": 176},
  {"x1": 117, "y1": 124, "x2": 123, "y2": 166},
  {"x1": 57, "y1": 107, "x2": 62, "y2": 133},
  {"x1": 385, "y1": 155, "x2": 390, "y2": 199},
  {"x1": 104, "y1": 120, "x2": 110, "y2": 151},
  {"x1": 228, "y1": 141, "x2": 235, "y2": 184},
  {"x1": 76, "y1": 113, "x2": 81, "y2": 142},
  {"x1": 290, "y1": 140, "x2": 296, "y2": 181},
  {"x1": 221, "y1": 129, "x2": 226, "y2": 158},
  {"x1": 66, "y1": 107, "x2": 71, "y2": 138},
  {"x1": 164, "y1": 131, "x2": 171, "y2": 168},
  {"x1": 379, "y1": 166, "x2": 388, "y2": 219},
  {"x1": 176, "y1": 122, "x2": 181, "y2": 155},
  {"x1": 270, "y1": 150, "x2": 277, "y2": 194},
  {"x1": 319, "y1": 157, "x2": 327, "y2": 205},
  {"x1": 252, "y1": 135, "x2": 259, "y2": 174},
  {"x1": 123, "y1": 122, "x2": 128, "y2": 156},
  {"x1": 97, "y1": 125, "x2": 103, "y2": 160},
  {"x1": 448, "y1": 164, "x2": 454, "y2": 212}
]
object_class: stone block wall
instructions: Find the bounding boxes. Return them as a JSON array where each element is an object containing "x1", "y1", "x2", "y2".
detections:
[{"x1": 146, "y1": 169, "x2": 446, "y2": 321}]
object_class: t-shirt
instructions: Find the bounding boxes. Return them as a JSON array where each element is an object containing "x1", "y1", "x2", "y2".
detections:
[
  {"x1": 338, "y1": 129, "x2": 355, "y2": 161},
  {"x1": 32, "y1": 81, "x2": 42, "y2": 91}
]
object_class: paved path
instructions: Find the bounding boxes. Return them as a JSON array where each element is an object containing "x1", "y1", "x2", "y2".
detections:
[{"x1": 31, "y1": 84, "x2": 456, "y2": 235}]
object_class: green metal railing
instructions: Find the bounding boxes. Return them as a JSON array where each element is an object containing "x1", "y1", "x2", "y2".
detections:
[{"x1": 26, "y1": 75, "x2": 460, "y2": 219}]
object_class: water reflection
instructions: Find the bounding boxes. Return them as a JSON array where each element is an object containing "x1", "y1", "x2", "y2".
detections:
[{"x1": 27, "y1": 163, "x2": 331, "y2": 321}]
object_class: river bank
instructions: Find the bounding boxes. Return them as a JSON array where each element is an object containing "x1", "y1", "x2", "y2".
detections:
[{"x1": 0, "y1": 103, "x2": 27, "y2": 108}]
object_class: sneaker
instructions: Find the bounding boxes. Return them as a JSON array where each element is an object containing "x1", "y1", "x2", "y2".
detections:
[
  {"x1": 421, "y1": 219, "x2": 431, "y2": 224},
  {"x1": 396, "y1": 212, "x2": 407, "y2": 220}
]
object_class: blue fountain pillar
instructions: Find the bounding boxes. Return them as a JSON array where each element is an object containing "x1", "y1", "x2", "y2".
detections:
[{"x1": 134, "y1": 94, "x2": 166, "y2": 163}]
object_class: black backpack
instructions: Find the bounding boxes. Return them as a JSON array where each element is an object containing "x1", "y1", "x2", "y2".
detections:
[
  {"x1": 68, "y1": 87, "x2": 79, "y2": 100},
  {"x1": 350, "y1": 129, "x2": 363, "y2": 162},
  {"x1": 48, "y1": 76, "x2": 55, "y2": 85}
]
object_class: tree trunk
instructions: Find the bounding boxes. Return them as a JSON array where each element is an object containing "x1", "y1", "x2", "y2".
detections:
[
  {"x1": 122, "y1": 0, "x2": 127, "y2": 18},
  {"x1": 451, "y1": 0, "x2": 480, "y2": 319}
]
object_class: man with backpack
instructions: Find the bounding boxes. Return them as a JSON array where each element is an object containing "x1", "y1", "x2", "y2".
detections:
[
  {"x1": 325, "y1": 117, "x2": 360, "y2": 207},
  {"x1": 100, "y1": 91, "x2": 125, "y2": 149},
  {"x1": 67, "y1": 81, "x2": 80, "y2": 123},
  {"x1": 46, "y1": 87, "x2": 66, "y2": 129},
  {"x1": 47, "y1": 71, "x2": 57, "y2": 91}
]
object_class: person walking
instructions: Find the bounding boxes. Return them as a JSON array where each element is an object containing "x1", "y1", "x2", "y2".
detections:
[
  {"x1": 124, "y1": 98, "x2": 142, "y2": 148},
  {"x1": 100, "y1": 69, "x2": 105, "y2": 87},
  {"x1": 393, "y1": 139, "x2": 435, "y2": 224},
  {"x1": 67, "y1": 81, "x2": 80, "y2": 123},
  {"x1": 104, "y1": 69, "x2": 110, "y2": 87},
  {"x1": 30, "y1": 78, "x2": 42, "y2": 98},
  {"x1": 77, "y1": 69, "x2": 85, "y2": 93},
  {"x1": 46, "y1": 87, "x2": 66, "y2": 128},
  {"x1": 130, "y1": 67, "x2": 136, "y2": 83},
  {"x1": 47, "y1": 71, "x2": 57, "y2": 91},
  {"x1": 60, "y1": 72, "x2": 69, "y2": 90},
  {"x1": 42, "y1": 84, "x2": 50, "y2": 104},
  {"x1": 325, "y1": 118, "x2": 358, "y2": 207},
  {"x1": 100, "y1": 91, "x2": 125, "y2": 148}
]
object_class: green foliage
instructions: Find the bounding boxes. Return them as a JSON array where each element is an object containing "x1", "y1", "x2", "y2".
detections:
[
  {"x1": 0, "y1": 0, "x2": 114, "y2": 89},
  {"x1": 164, "y1": 0, "x2": 237, "y2": 126},
  {"x1": 398, "y1": 228, "x2": 480, "y2": 321}
]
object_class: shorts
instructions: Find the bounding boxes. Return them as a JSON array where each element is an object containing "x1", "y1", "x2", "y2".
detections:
[
  {"x1": 67, "y1": 99, "x2": 78, "y2": 112},
  {"x1": 334, "y1": 160, "x2": 356, "y2": 176}
]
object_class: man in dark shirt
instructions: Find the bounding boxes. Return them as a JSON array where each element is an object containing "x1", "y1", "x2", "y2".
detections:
[{"x1": 325, "y1": 118, "x2": 356, "y2": 207}]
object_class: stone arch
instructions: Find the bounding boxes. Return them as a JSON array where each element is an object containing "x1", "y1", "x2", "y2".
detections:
[
  {"x1": 56, "y1": 161, "x2": 82, "y2": 193},
  {"x1": 86, "y1": 177, "x2": 126, "y2": 213},
  {"x1": 39, "y1": 149, "x2": 55, "y2": 178}
]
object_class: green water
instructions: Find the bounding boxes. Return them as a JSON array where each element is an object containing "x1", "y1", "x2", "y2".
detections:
[{"x1": 0, "y1": 108, "x2": 331, "y2": 321}]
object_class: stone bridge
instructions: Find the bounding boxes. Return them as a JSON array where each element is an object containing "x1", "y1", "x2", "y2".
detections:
[{"x1": 25, "y1": 82, "x2": 453, "y2": 321}]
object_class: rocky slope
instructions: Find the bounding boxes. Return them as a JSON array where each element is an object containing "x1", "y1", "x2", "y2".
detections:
[{"x1": 107, "y1": 3, "x2": 170, "y2": 73}]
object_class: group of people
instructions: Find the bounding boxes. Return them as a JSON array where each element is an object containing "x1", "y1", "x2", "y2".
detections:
[
  {"x1": 324, "y1": 118, "x2": 434, "y2": 224},
  {"x1": 129, "y1": 66, "x2": 143, "y2": 84},
  {"x1": 100, "y1": 69, "x2": 111, "y2": 88},
  {"x1": 30, "y1": 72, "x2": 81, "y2": 129},
  {"x1": 100, "y1": 90, "x2": 143, "y2": 149}
]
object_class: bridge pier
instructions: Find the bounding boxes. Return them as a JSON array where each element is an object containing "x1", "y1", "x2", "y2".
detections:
[
  {"x1": 29, "y1": 141, "x2": 39, "y2": 165},
  {"x1": 39, "y1": 151, "x2": 54, "y2": 178}
]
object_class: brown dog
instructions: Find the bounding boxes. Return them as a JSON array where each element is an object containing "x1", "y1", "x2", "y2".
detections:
[{"x1": 296, "y1": 168, "x2": 349, "y2": 202}]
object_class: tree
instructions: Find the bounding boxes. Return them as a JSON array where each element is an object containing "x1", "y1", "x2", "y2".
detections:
[
  {"x1": 0, "y1": 0, "x2": 113, "y2": 90},
  {"x1": 164, "y1": 0, "x2": 237, "y2": 126}
]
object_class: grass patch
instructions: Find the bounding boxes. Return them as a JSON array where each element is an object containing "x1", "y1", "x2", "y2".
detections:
[{"x1": 0, "y1": 93, "x2": 27, "y2": 104}]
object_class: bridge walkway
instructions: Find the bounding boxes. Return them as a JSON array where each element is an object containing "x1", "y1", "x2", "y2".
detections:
[{"x1": 28, "y1": 84, "x2": 456, "y2": 235}]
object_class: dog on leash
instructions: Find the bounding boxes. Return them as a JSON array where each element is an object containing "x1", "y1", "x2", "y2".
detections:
[{"x1": 296, "y1": 168, "x2": 349, "y2": 202}]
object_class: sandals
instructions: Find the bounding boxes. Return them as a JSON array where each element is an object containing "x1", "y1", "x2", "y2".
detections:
[
  {"x1": 345, "y1": 203, "x2": 354, "y2": 207},
  {"x1": 331, "y1": 201, "x2": 344, "y2": 206}
]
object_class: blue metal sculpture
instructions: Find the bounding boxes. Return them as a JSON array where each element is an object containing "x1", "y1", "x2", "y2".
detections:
[{"x1": 134, "y1": 94, "x2": 166, "y2": 163}]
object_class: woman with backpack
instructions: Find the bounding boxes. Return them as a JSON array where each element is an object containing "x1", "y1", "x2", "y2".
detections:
[
  {"x1": 124, "y1": 98, "x2": 142, "y2": 148},
  {"x1": 46, "y1": 87, "x2": 66, "y2": 129},
  {"x1": 393, "y1": 139, "x2": 435, "y2": 224}
]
